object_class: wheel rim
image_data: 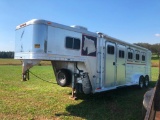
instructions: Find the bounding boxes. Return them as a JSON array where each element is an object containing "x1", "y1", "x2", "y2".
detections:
[
  {"x1": 145, "y1": 76, "x2": 149, "y2": 87},
  {"x1": 145, "y1": 80, "x2": 149, "y2": 86},
  {"x1": 58, "y1": 72, "x2": 66, "y2": 84},
  {"x1": 140, "y1": 80, "x2": 143, "y2": 88}
]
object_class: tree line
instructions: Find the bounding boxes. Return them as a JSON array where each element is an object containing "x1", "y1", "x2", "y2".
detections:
[
  {"x1": 134, "y1": 43, "x2": 160, "y2": 57},
  {"x1": 0, "y1": 43, "x2": 159, "y2": 58},
  {"x1": 0, "y1": 51, "x2": 14, "y2": 58}
]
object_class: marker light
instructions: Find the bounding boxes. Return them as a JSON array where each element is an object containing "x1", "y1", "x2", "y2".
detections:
[
  {"x1": 47, "y1": 22, "x2": 51, "y2": 25},
  {"x1": 20, "y1": 23, "x2": 26, "y2": 28}
]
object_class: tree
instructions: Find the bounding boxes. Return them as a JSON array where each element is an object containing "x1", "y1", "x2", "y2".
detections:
[
  {"x1": 0, "y1": 51, "x2": 14, "y2": 58},
  {"x1": 134, "y1": 43, "x2": 160, "y2": 57},
  {"x1": 151, "y1": 44, "x2": 160, "y2": 57},
  {"x1": 134, "y1": 43, "x2": 152, "y2": 51}
]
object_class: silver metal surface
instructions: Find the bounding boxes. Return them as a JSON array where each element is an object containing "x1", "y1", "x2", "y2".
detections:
[
  {"x1": 104, "y1": 42, "x2": 116, "y2": 88},
  {"x1": 14, "y1": 19, "x2": 152, "y2": 94},
  {"x1": 116, "y1": 44, "x2": 126, "y2": 86}
]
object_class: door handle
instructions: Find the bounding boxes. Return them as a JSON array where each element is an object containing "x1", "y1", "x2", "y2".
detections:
[
  {"x1": 113, "y1": 62, "x2": 115, "y2": 65},
  {"x1": 122, "y1": 63, "x2": 125, "y2": 65}
]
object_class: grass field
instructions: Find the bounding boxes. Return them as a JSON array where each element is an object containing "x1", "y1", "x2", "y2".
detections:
[{"x1": 0, "y1": 59, "x2": 159, "y2": 120}]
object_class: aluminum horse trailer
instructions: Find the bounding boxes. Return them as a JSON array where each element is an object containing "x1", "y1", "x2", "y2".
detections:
[{"x1": 14, "y1": 19, "x2": 151, "y2": 98}]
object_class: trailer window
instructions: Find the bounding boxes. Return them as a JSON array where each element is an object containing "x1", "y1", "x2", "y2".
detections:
[
  {"x1": 66, "y1": 37, "x2": 80, "y2": 50},
  {"x1": 107, "y1": 45, "x2": 114, "y2": 54},
  {"x1": 127, "y1": 49, "x2": 134, "y2": 60},
  {"x1": 142, "y1": 54, "x2": 146, "y2": 61},
  {"x1": 128, "y1": 52, "x2": 133, "y2": 59},
  {"x1": 142, "y1": 55, "x2": 145, "y2": 61},
  {"x1": 140, "y1": 52, "x2": 146, "y2": 62},
  {"x1": 135, "y1": 51, "x2": 140, "y2": 61},
  {"x1": 119, "y1": 50, "x2": 124, "y2": 58},
  {"x1": 142, "y1": 55, "x2": 146, "y2": 61},
  {"x1": 136, "y1": 54, "x2": 140, "y2": 60},
  {"x1": 73, "y1": 38, "x2": 80, "y2": 49}
]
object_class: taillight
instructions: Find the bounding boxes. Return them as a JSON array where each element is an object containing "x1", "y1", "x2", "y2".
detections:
[
  {"x1": 20, "y1": 23, "x2": 26, "y2": 28},
  {"x1": 47, "y1": 22, "x2": 52, "y2": 25}
]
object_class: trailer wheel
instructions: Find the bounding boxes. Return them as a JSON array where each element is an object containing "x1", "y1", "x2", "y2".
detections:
[
  {"x1": 144, "y1": 75, "x2": 149, "y2": 87},
  {"x1": 139, "y1": 76, "x2": 144, "y2": 88},
  {"x1": 57, "y1": 69, "x2": 71, "y2": 87}
]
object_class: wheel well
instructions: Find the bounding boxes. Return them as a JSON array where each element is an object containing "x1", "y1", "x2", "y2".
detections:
[
  {"x1": 56, "y1": 68, "x2": 72, "y2": 87},
  {"x1": 131, "y1": 74, "x2": 150, "y2": 86}
]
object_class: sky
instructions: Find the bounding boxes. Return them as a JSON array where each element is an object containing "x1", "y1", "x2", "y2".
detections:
[{"x1": 0, "y1": 0, "x2": 160, "y2": 51}]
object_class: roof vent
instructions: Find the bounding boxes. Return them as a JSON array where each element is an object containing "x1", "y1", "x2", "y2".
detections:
[{"x1": 71, "y1": 25, "x2": 88, "y2": 31}]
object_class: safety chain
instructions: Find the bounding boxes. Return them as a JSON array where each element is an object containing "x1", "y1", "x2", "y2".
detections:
[{"x1": 29, "y1": 70, "x2": 57, "y2": 84}]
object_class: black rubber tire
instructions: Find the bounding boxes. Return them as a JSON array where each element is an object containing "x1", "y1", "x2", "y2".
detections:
[
  {"x1": 144, "y1": 75, "x2": 149, "y2": 87},
  {"x1": 139, "y1": 76, "x2": 144, "y2": 89},
  {"x1": 56, "y1": 69, "x2": 72, "y2": 87}
]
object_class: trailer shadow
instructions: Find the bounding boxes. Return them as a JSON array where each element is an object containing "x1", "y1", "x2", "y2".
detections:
[{"x1": 56, "y1": 81, "x2": 156, "y2": 120}]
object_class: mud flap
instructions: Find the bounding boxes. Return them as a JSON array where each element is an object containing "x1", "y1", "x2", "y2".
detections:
[{"x1": 82, "y1": 73, "x2": 92, "y2": 94}]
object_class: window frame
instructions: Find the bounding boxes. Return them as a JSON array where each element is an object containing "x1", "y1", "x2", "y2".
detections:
[
  {"x1": 135, "y1": 50, "x2": 140, "y2": 61},
  {"x1": 119, "y1": 50, "x2": 125, "y2": 58},
  {"x1": 65, "y1": 36, "x2": 80, "y2": 50},
  {"x1": 127, "y1": 48, "x2": 134, "y2": 60},
  {"x1": 107, "y1": 45, "x2": 115, "y2": 55},
  {"x1": 141, "y1": 52, "x2": 146, "y2": 62}
]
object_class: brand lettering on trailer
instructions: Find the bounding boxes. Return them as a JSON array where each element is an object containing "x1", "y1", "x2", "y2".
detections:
[{"x1": 81, "y1": 35, "x2": 97, "y2": 57}]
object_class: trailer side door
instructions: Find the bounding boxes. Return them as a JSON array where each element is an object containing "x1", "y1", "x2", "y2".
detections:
[
  {"x1": 104, "y1": 42, "x2": 116, "y2": 87},
  {"x1": 116, "y1": 44, "x2": 126, "y2": 86}
]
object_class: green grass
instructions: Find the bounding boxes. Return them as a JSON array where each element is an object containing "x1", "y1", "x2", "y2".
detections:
[
  {"x1": 151, "y1": 55, "x2": 160, "y2": 67},
  {"x1": 0, "y1": 59, "x2": 159, "y2": 120}
]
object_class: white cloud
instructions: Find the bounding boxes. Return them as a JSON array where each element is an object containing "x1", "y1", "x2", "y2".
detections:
[{"x1": 155, "y1": 33, "x2": 160, "y2": 37}]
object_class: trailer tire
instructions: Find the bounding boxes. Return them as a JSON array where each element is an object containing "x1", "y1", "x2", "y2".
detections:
[
  {"x1": 144, "y1": 75, "x2": 149, "y2": 87},
  {"x1": 57, "y1": 69, "x2": 72, "y2": 87},
  {"x1": 139, "y1": 76, "x2": 144, "y2": 88}
]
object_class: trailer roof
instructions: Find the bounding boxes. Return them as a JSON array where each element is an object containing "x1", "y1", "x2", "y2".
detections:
[
  {"x1": 16, "y1": 19, "x2": 97, "y2": 37},
  {"x1": 97, "y1": 32, "x2": 150, "y2": 51},
  {"x1": 16, "y1": 19, "x2": 151, "y2": 52}
]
